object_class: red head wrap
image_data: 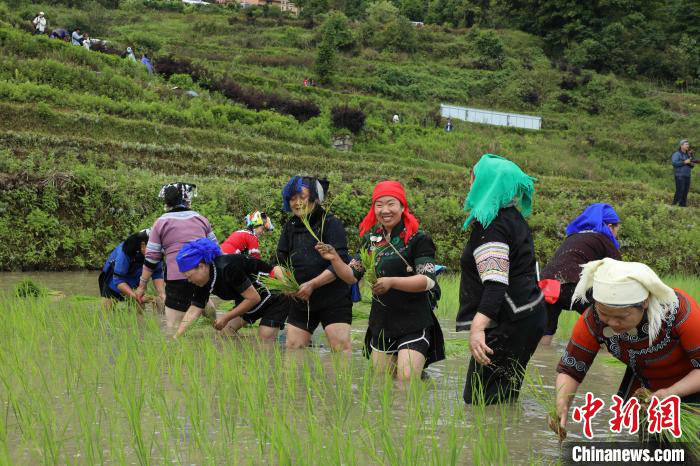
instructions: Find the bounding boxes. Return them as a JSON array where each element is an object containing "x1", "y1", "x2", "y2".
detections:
[{"x1": 358, "y1": 181, "x2": 419, "y2": 244}]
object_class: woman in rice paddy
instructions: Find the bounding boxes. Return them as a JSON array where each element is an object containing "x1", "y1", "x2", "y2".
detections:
[
  {"x1": 273, "y1": 176, "x2": 353, "y2": 353},
  {"x1": 555, "y1": 258, "x2": 700, "y2": 433},
  {"x1": 457, "y1": 154, "x2": 546, "y2": 404},
  {"x1": 316, "y1": 181, "x2": 445, "y2": 380}
]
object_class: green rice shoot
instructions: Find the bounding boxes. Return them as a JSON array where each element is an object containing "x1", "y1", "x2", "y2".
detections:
[
  {"x1": 360, "y1": 248, "x2": 378, "y2": 287},
  {"x1": 260, "y1": 265, "x2": 300, "y2": 295},
  {"x1": 301, "y1": 198, "x2": 334, "y2": 244},
  {"x1": 524, "y1": 368, "x2": 566, "y2": 442},
  {"x1": 635, "y1": 388, "x2": 700, "y2": 457},
  {"x1": 301, "y1": 213, "x2": 322, "y2": 243}
]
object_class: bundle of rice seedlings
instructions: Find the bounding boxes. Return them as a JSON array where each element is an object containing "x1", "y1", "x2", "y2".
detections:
[
  {"x1": 360, "y1": 248, "x2": 378, "y2": 287},
  {"x1": 634, "y1": 387, "x2": 700, "y2": 456},
  {"x1": 14, "y1": 279, "x2": 47, "y2": 298},
  {"x1": 525, "y1": 369, "x2": 567, "y2": 443},
  {"x1": 260, "y1": 266, "x2": 300, "y2": 295}
]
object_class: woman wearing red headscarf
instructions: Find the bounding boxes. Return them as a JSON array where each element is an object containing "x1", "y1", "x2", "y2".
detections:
[{"x1": 317, "y1": 181, "x2": 445, "y2": 380}]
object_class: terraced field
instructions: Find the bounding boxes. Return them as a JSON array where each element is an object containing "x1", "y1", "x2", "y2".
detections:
[{"x1": 0, "y1": 5, "x2": 698, "y2": 273}]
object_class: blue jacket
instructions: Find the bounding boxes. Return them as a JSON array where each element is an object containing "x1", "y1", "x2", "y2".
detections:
[
  {"x1": 141, "y1": 56, "x2": 154, "y2": 74},
  {"x1": 672, "y1": 150, "x2": 692, "y2": 177},
  {"x1": 102, "y1": 242, "x2": 163, "y2": 295}
]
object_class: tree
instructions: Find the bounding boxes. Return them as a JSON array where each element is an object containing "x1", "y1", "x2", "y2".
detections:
[
  {"x1": 315, "y1": 14, "x2": 344, "y2": 83},
  {"x1": 381, "y1": 16, "x2": 417, "y2": 53},
  {"x1": 473, "y1": 29, "x2": 505, "y2": 69},
  {"x1": 319, "y1": 10, "x2": 355, "y2": 50}
]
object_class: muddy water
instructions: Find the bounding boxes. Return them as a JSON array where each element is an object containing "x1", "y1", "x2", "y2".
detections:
[{"x1": 1, "y1": 272, "x2": 629, "y2": 462}]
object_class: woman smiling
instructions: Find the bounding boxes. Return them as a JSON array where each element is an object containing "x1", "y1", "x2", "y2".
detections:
[
  {"x1": 275, "y1": 176, "x2": 353, "y2": 353},
  {"x1": 317, "y1": 181, "x2": 445, "y2": 380}
]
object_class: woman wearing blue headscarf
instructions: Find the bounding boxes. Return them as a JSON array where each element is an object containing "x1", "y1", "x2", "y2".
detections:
[
  {"x1": 173, "y1": 238, "x2": 289, "y2": 340},
  {"x1": 538, "y1": 203, "x2": 622, "y2": 345},
  {"x1": 274, "y1": 175, "x2": 353, "y2": 353}
]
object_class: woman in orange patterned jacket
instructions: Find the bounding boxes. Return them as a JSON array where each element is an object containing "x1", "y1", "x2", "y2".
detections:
[{"x1": 555, "y1": 258, "x2": 700, "y2": 432}]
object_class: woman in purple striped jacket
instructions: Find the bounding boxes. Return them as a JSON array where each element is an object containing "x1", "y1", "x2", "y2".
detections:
[{"x1": 136, "y1": 182, "x2": 218, "y2": 332}]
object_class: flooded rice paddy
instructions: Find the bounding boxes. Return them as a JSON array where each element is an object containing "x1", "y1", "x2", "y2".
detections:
[{"x1": 0, "y1": 272, "x2": 630, "y2": 464}]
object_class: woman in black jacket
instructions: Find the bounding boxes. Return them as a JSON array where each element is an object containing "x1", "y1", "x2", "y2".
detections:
[
  {"x1": 316, "y1": 181, "x2": 445, "y2": 380},
  {"x1": 275, "y1": 176, "x2": 352, "y2": 353},
  {"x1": 457, "y1": 155, "x2": 546, "y2": 404}
]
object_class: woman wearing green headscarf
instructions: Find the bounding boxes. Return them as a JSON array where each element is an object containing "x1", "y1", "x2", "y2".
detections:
[{"x1": 457, "y1": 154, "x2": 546, "y2": 404}]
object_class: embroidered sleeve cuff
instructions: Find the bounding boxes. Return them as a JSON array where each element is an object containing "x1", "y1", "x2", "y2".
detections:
[
  {"x1": 473, "y1": 241, "x2": 509, "y2": 285},
  {"x1": 556, "y1": 349, "x2": 590, "y2": 383}
]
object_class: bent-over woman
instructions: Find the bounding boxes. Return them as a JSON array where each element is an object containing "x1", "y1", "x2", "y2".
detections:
[
  {"x1": 317, "y1": 181, "x2": 445, "y2": 380},
  {"x1": 555, "y1": 258, "x2": 700, "y2": 433},
  {"x1": 99, "y1": 229, "x2": 165, "y2": 310},
  {"x1": 539, "y1": 203, "x2": 622, "y2": 345},
  {"x1": 457, "y1": 154, "x2": 546, "y2": 404},
  {"x1": 173, "y1": 238, "x2": 288, "y2": 340},
  {"x1": 220, "y1": 211, "x2": 274, "y2": 259}
]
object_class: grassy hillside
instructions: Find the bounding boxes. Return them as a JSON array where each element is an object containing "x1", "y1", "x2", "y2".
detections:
[{"x1": 0, "y1": 3, "x2": 699, "y2": 274}]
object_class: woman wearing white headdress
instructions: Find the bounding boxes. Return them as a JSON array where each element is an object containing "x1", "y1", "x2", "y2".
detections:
[{"x1": 554, "y1": 258, "x2": 700, "y2": 432}]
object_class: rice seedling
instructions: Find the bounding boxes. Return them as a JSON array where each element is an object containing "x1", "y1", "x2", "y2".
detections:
[
  {"x1": 259, "y1": 264, "x2": 300, "y2": 295},
  {"x1": 524, "y1": 368, "x2": 567, "y2": 443},
  {"x1": 634, "y1": 388, "x2": 700, "y2": 458},
  {"x1": 301, "y1": 211, "x2": 323, "y2": 243},
  {"x1": 13, "y1": 278, "x2": 47, "y2": 298},
  {"x1": 360, "y1": 248, "x2": 378, "y2": 287}
]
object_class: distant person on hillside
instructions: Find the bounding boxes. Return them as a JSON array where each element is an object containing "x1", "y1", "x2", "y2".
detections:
[
  {"x1": 71, "y1": 28, "x2": 83, "y2": 46},
  {"x1": 445, "y1": 118, "x2": 453, "y2": 132},
  {"x1": 392, "y1": 114, "x2": 399, "y2": 124},
  {"x1": 32, "y1": 12, "x2": 46, "y2": 35},
  {"x1": 82, "y1": 33, "x2": 90, "y2": 50},
  {"x1": 99, "y1": 229, "x2": 165, "y2": 311},
  {"x1": 125, "y1": 47, "x2": 137, "y2": 62},
  {"x1": 49, "y1": 28, "x2": 68, "y2": 41},
  {"x1": 671, "y1": 139, "x2": 693, "y2": 207},
  {"x1": 538, "y1": 203, "x2": 622, "y2": 345},
  {"x1": 220, "y1": 211, "x2": 274, "y2": 259},
  {"x1": 141, "y1": 53, "x2": 154, "y2": 73},
  {"x1": 303, "y1": 78, "x2": 309, "y2": 87}
]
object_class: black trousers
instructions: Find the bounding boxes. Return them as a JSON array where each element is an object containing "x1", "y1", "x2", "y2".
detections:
[
  {"x1": 463, "y1": 305, "x2": 546, "y2": 405},
  {"x1": 672, "y1": 176, "x2": 690, "y2": 206}
]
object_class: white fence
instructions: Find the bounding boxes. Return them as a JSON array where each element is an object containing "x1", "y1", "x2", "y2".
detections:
[{"x1": 440, "y1": 104, "x2": 541, "y2": 130}]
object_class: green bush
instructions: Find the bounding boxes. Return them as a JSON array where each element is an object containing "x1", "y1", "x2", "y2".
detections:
[
  {"x1": 127, "y1": 31, "x2": 163, "y2": 53},
  {"x1": 471, "y1": 29, "x2": 505, "y2": 70}
]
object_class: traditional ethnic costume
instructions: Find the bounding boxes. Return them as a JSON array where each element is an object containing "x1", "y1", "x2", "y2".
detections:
[
  {"x1": 540, "y1": 203, "x2": 622, "y2": 337},
  {"x1": 355, "y1": 181, "x2": 445, "y2": 365},
  {"x1": 176, "y1": 239, "x2": 287, "y2": 328},
  {"x1": 145, "y1": 183, "x2": 217, "y2": 312},
  {"x1": 276, "y1": 176, "x2": 352, "y2": 333},
  {"x1": 557, "y1": 258, "x2": 700, "y2": 403},
  {"x1": 457, "y1": 154, "x2": 546, "y2": 404}
]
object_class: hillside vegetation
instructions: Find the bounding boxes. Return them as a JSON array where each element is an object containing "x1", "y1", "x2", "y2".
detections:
[{"x1": 0, "y1": 2, "x2": 698, "y2": 274}]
